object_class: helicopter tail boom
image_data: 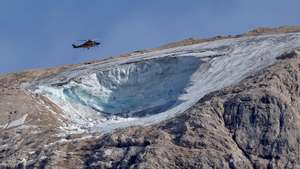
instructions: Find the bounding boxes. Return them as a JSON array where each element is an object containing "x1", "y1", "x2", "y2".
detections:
[{"x1": 72, "y1": 44, "x2": 79, "y2": 48}]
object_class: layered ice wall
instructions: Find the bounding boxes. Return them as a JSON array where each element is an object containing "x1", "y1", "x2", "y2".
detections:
[
  {"x1": 33, "y1": 33, "x2": 300, "y2": 131},
  {"x1": 69, "y1": 57, "x2": 200, "y2": 117},
  {"x1": 36, "y1": 56, "x2": 201, "y2": 128}
]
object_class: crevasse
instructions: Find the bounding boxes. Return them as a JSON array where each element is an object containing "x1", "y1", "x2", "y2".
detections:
[{"x1": 62, "y1": 56, "x2": 201, "y2": 117}]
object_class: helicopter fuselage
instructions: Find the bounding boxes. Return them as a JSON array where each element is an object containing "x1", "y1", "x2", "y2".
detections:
[{"x1": 72, "y1": 40, "x2": 100, "y2": 49}]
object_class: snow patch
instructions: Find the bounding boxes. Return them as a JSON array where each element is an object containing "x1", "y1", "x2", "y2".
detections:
[{"x1": 6, "y1": 114, "x2": 28, "y2": 129}]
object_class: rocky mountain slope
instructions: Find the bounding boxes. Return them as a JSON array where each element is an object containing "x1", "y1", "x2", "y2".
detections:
[{"x1": 1, "y1": 26, "x2": 300, "y2": 168}]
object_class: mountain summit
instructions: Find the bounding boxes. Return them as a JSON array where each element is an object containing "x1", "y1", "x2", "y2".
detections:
[{"x1": 1, "y1": 26, "x2": 300, "y2": 168}]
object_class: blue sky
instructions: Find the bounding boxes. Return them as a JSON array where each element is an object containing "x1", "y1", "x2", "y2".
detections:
[{"x1": 0, "y1": 0, "x2": 299, "y2": 74}]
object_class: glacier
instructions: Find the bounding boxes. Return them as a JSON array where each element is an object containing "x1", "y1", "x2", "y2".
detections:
[{"x1": 31, "y1": 33, "x2": 300, "y2": 132}]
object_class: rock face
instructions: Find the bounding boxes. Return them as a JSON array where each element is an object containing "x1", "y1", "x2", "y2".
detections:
[
  {"x1": 79, "y1": 51, "x2": 300, "y2": 169},
  {"x1": 1, "y1": 26, "x2": 300, "y2": 168}
]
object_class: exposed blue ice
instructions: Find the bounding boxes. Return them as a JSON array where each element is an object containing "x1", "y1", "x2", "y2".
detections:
[{"x1": 62, "y1": 56, "x2": 201, "y2": 117}]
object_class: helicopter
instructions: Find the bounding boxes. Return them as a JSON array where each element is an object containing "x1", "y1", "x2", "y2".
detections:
[{"x1": 72, "y1": 39, "x2": 101, "y2": 49}]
